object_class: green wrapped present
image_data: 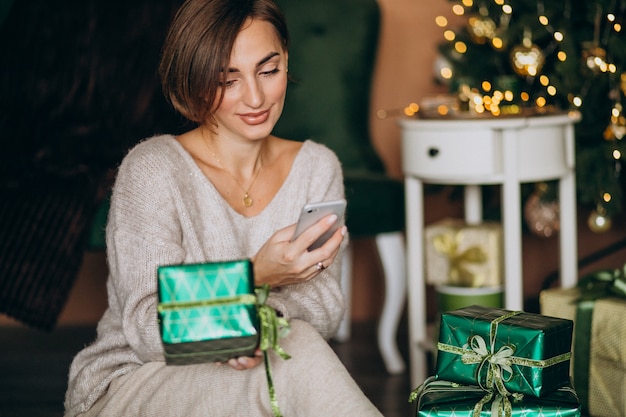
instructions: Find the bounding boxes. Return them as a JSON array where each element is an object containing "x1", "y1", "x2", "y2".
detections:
[
  {"x1": 157, "y1": 260, "x2": 291, "y2": 417},
  {"x1": 157, "y1": 259, "x2": 289, "y2": 364},
  {"x1": 410, "y1": 377, "x2": 581, "y2": 417},
  {"x1": 436, "y1": 305, "x2": 573, "y2": 398}
]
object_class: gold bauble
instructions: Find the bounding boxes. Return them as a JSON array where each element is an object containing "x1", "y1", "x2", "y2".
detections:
[
  {"x1": 468, "y1": 16, "x2": 497, "y2": 44},
  {"x1": 523, "y1": 185, "x2": 560, "y2": 238},
  {"x1": 510, "y1": 41, "x2": 545, "y2": 77},
  {"x1": 611, "y1": 115, "x2": 626, "y2": 140},
  {"x1": 587, "y1": 209, "x2": 612, "y2": 233},
  {"x1": 582, "y1": 43, "x2": 608, "y2": 73}
]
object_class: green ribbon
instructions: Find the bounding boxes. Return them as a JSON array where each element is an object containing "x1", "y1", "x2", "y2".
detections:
[
  {"x1": 573, "y1": 263, "x2": 626, "y2": 414},
  {"x1": 255, "y1": 285, "x2": 291, "y2": 417},
  {"x1": 437, "y1": 310, "x2": 571, "y2": 417},
  {"x1": 157, "y1": 294, "x2": 257, "y2": 312}
]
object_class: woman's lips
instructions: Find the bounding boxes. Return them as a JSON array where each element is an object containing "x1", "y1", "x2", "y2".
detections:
[{"x1": 239, "y1": 110, "x2": 270, "y2": 125}]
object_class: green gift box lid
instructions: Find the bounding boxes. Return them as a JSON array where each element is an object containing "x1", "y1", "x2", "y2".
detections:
[
  {"x1": 157, "y1": 260, "x2": 259, "y2": 364},
  {"x1": 412, "y1": 377, "x2": 581, "y2": 417},
  {"x1": 436, "y1": 305, "x2": 573, "y2": 397}
]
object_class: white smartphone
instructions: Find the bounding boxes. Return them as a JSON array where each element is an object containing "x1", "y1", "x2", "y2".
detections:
[{"x1": 292, "y1": 199, "x2": 347, "y2": 251}]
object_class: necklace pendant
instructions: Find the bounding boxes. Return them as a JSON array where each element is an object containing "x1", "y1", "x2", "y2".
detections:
[{"x1": 243, "y1": 193, "x2": 253, "y2": 207}]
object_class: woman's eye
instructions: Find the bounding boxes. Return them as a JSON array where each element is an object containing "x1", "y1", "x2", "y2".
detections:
[
  {"x1": 260, "y1": 68, "x2": 280, "y2": 77},
  {"x1": 219, "y1": 79, "x2": 237, "y2": 88}
]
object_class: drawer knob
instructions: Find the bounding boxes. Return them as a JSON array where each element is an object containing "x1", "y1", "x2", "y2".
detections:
[{"x1": 428, "y1": 147, "x2": 440, "y2": 157}]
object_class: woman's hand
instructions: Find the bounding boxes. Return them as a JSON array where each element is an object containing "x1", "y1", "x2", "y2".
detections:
[
  {"x1": 252, "y1": 214, "x2": 347, "y2": 288},
  {"x1": 222, "y1": 349, "x2": 264, "y2": 371}
]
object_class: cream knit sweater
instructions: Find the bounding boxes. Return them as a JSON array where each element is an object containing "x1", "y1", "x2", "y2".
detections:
[{"x1": 64, "y1": 136, "x2": 347, "y2": 416}]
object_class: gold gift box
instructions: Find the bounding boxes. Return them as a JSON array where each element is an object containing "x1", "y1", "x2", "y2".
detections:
[
  {"x1": 540, "y1": 287, "x2": 626, "y2": 417},
  {"x1": 424, "y1": 218, "x2": 503, "y2": 287}
]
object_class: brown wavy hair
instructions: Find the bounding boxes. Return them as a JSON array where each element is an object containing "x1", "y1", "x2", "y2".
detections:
[{"x1": 158, "y1": 0, "x2": 289, "y2": 126}]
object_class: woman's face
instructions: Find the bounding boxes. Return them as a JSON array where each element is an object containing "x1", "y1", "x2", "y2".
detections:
[{"x1": 212, "y1": 18, "x2": 288, "y2": 142}]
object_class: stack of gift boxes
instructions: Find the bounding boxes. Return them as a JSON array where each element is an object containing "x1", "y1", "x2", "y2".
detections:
[
  {"x1": 416, "y1": 218, "x2": 626, "y2": 416},
  {"x1": 410, "y1": 305, "x2": 582, "y2": 416}
]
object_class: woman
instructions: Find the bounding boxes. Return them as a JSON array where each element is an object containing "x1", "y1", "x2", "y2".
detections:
[{"x1": 64, "y1": 0, "x2": 384, "y2": 416}]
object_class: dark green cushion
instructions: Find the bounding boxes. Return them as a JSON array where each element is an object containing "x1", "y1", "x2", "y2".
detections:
[
  {"x1": 274, "y1": 0, "x2": 404, "y2": 238},
  {"x1": 273, "y1": 0, "x2": 384, "y2": 173},
  {"x1": 344, "y1": 171, "x2": 405, "y2": 238}
]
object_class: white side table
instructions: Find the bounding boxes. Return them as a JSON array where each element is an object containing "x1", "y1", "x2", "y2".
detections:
[{"x1": 399, "y1": 112, "x2": 581, "y2": 387}]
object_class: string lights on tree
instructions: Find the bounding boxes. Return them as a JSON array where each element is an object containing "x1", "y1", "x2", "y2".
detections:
[{"x1": 430, "y1": 0, "x2": 625, "y2": 232}]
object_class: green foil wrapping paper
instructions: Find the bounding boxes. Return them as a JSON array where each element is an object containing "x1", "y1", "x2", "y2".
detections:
[
  {"x1": 436, "y1": 305, "x2": 573, "y2": 398},
  {"x1": 411, "y1": 377, "x2": 581, "y2": 417},
  {"x1": 157, "y1": 260, "x2": 259, "y2": 364}
]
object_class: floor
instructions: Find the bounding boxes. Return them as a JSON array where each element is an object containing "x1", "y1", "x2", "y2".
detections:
[{"x1": 0, "y1": 319, "x2": 416, "y2": 417}]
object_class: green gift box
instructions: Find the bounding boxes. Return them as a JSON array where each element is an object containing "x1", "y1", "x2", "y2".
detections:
[
  {"x1": 436, "y1": 305, "x2": 573, "y2": 397},
  {"x1": 410, "y1": 377, "x2": 581, "y2": 417},
  {"x1": 157, "y1": 260, "x2": 260, "y2": 365}
]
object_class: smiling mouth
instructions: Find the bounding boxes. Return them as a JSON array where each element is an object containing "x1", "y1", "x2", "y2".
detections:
[{"x1": 239, "y1": 110, "x2": 270, "y2": 125}]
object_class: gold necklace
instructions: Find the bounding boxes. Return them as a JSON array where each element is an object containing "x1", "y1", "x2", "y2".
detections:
[{"x1": 202, "y1": 137, "x2": 264, "y2": 208}]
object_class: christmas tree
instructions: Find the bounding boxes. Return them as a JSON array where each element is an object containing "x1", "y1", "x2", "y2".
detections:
[{"x1": 433, "y1": 0, "x2": 625, "y2": 232}]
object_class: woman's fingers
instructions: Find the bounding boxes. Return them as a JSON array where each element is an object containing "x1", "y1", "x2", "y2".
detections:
[{"x1": 226, "y1": 351, "x2": 263, "y2": 370}]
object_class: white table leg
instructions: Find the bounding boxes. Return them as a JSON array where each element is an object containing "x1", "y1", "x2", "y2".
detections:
[
  {"x1": 502, "y1": 129, "x2": 524, "y2": 311},
  {"x1": 464, "y1": 185, "x2": 482, "y2": 225},
  {"x1": 375, "y1": 232, "x2": 406, "y2": 374},
  {"x1": 405, "y1": 176, "x2": 428, "y2": 387},
  {"x1": 559, "y1": 125, "x2": 578, "y2": 288}
]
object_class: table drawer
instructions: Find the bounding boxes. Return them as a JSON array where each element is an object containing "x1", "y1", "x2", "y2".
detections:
[{"x1": 401, "y1": 127, "x2": 501, "y2": 179}]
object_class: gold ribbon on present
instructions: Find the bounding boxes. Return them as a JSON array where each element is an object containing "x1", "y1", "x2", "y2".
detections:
[
  {"x1": 437, "y1": 310, "x2": 572, "y2": 417},
  {"x1": 432, "y1": 231, "x2": 488, "y2": 287}
]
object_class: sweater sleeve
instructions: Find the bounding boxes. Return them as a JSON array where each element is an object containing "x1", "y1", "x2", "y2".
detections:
[
  {"x1": 105, "y1": 140, "x2": 186, "y2": 362},
  {"x1": 265, "y1": 143, "x2": 348, "y2": 340}
]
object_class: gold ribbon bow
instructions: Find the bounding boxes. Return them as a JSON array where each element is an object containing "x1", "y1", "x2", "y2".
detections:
[
  {"x1": 464, "y1": 334, "x2": 515, "y2": 392},
  {"x1": 460, "y1": 311, "x2": 520, "y2": 416},
  {"x1": 433, "y1": 231, "x2": 487, "y2": 286}
]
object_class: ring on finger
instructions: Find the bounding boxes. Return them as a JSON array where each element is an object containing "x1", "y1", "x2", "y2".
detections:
[{"x1": 316, "y1": 261, "x2": 325, "y2": 271}]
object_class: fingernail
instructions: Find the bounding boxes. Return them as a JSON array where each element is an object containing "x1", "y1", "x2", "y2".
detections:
[
  {"x1": 238, "y1": 357, "x2": 248, "y2": 366},
  {"x1": 327, "y1": 214, "x2": 338, "y2": 224},
  {"x1": 341, "y1": 226, "x2": 347, "y2": 236}
]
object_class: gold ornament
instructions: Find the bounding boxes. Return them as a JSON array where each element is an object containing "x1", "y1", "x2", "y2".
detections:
[
  {"x1": 468, "y1": 16, "x2": 497, "y2": 44},
  {"x1": 621, "y1": 72, "x2": 626, "y2": 96},
  {"x1": 587, "y1": 205, "x2": 612, "y2": 233},
  {"x1": 611, "y1": 118, "x2": 626, "y2": 140},
  {"x1": 523, "y1": 183, "x2": 560, "y2": 238},
  {"x1": 582, "y1": 42, "x2": 608, "y2": 73},
  {"x1": 610, "y1": 105, "x2": 626, "y2": 140},
  {"x1": 510, "y1": 35, "x2": 545, "y2": 77}
]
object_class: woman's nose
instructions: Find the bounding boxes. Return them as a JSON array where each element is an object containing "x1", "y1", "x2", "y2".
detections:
[{"x1": 242, "y1": 78, "x2": 263, "y2": 108}]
